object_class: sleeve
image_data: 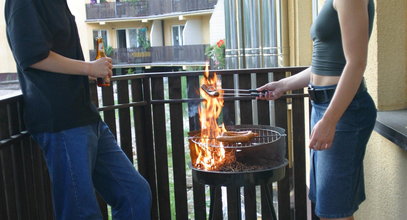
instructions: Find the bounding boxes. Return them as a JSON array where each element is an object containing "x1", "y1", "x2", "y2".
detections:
[{"x1": 6, "y1": 3, "x2": 53, "y2": 70}]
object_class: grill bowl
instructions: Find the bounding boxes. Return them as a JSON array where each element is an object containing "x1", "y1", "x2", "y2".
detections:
[{"x1": 188, "y1": 125, "x2": 287, "y2": 171}]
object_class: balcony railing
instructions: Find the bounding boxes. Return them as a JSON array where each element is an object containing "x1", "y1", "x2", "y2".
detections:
[
  {"x1": 86, "y1": 0, "x2": 217, "y2": 20},
  {"x1": 151, "y1": 45, "x2": 207, "y2": 63},
  {"x1": 90, "y1": 48, "x2": 153, "y2": 65},
  {"x1": 0, "y1": 67, "x2": 310, "y2": 219},
  {"x1": 89, "y1": 45, "x2": 208, "y2": 66},
  {"x1": 86, "y1": 1, "x2": 148, "y2": 20}
]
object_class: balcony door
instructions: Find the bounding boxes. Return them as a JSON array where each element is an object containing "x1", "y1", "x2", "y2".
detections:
[
  {"x1": 117, "y1": 29, "x2": 127, "y2": 49},
  {"x1": 172, "y1": 25, "x2": 184, "y2": 46},
  {"x1": 92, "y1": 29, "x2": 108, "y2": 49}
]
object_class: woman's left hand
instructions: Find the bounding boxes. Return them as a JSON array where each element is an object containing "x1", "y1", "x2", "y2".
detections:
[{"x1": 309, "y1": 118, "x2": 337, "y2": 150}]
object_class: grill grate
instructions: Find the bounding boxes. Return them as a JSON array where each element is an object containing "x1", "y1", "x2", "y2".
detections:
[{"x1": 189, "y1": 127, "x2": 284, "y2": 149}]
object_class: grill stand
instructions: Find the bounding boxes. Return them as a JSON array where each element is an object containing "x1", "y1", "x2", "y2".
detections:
[
  {"x1": 192, "y1": 160, "x2": 287, "y2": 220},
  {"x1": 208, "y1": 183, "x2": 276, "y2": 220}
]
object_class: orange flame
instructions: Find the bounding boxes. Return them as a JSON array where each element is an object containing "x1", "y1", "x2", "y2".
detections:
[{"x1": 190, "y1": 64, "x2": 235, "y2": 171}]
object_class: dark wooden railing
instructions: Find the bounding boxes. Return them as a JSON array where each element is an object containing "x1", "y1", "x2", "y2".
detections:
[
  {"x1": 0, "y1": 67, "x2": 309, "y2": 220},
  {"x1": 86, "y1": 0, "x2": 217, "y2": 20},
  {"x1": 89, "y1": 45, "x2": 208, "y2": 66},
  {"x1": 0, "y1": 95, "x2": 53, "y2": 220}
]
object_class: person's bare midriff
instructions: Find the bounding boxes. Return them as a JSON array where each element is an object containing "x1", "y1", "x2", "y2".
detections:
[{"x1": 310, "y1": 73, "x2": 340, "y2": 86}]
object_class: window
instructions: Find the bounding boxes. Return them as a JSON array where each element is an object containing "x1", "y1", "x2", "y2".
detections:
[
  {"x1": 312, "y1": 0, "x2": 319, "y2": 20},
  {"x1": 128, "y1": 29, "x2": 139, "y2": 48},
  {"x1": 117, "y1": 28, "x2": 148, "y2": 49},
  {"x1": 93, "y1": 30, "x2": 108, "y2": 49},
  {"x1": 172, "y1": 25, "x2": 184, "y2": 46}
]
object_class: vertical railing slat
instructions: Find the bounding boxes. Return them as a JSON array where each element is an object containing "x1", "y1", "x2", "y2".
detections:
[
  {"x1": 273, "y1": 71, "x2": 291, "y2": 220},
  {"x1": 186, "y1": 74, "x2": 207, "y2": 220},
  {"x1": 117, "y1": 79, "x2": 133, "y2": 161},
  {"x1": 131, "y1": 78, "x2": 148, "y2": 176},
  {"x1": 142, "y1": 78, "x2": 159, "y2": 220},
  {"x1": 151, "y1": 77, "x2": 171, "y2": 219},
  {"x1": 168, "y1": 76, "x2": 189, "y2": 220},
  {"x1": 221, "y1": 72, "x2": 235, "y2": 126},
  {"x1": 101, "y1": 85, "x2": 116, "y2": 136},
  {"x1": 292, "y1": 86, "x2": 307, "y2": 220},
  {"x1": 227, "y1": 186, "x2": 241, "y2": 219},
  {"x1": 98, "y1": 84, "x2": 113, "y2": 220},
  {"x1": 256, "y1": 71, "x2": 273, "y2": 219},
  {"x1": 238, "y1": 72, "x2": 257, "y2": 220}
]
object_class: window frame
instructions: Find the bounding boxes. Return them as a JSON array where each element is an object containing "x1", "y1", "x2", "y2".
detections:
[{"x1": 171, "y1": 25, "x2": 185, "y2": 46}]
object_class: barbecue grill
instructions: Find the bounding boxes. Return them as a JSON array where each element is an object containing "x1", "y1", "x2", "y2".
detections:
[{"x1": 189, "y1": 125, "x2": 288, "y2": 220}]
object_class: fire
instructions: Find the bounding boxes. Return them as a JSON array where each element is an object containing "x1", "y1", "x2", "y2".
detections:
[{"x1": 190, "y1": 64, "x2": 235, "y2": 171}]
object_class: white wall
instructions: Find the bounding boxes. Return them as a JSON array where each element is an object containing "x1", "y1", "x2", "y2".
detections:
[
  {"x1": 0, "y1": 0, "x2": 17, "y2": 73},
  {"x1": 67, "y1": 0, "x2": 91, "y2": 61},
  {"x1": 183, "y1": 19, "x2": 203, "y2": 45},
  {"x1": 150, "y1": 20, "x2": 164, "y2": 47},
  {"x1": 209, "y1": 0, "x2": 225, "y2": 45}
]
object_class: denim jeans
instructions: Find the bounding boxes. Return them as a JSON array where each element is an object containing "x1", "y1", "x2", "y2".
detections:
[
  {"x1": 308, "y1": 89, "x2": 377, "y2": 218},
  {"x1": 32, "y1": 121, "x2": 152, "y2": 220}
]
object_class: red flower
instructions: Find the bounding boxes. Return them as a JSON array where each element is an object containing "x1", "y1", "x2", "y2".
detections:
[{"x1": 216, "y1": 39, "x2": 224, "y2": 48}]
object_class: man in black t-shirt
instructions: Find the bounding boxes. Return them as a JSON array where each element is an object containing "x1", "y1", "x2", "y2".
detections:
[{"x1": 5, "y1": 0, "x2": 152, "y2": 219}]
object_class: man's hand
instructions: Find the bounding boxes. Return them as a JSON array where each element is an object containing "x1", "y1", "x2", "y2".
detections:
[{"x1": 87, "y1": 57, "x2": 113, "y2": 79}]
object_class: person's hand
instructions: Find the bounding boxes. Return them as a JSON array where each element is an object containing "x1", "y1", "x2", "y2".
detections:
[
  {"x1": 256, "y1": 81, "x2": 285, "y2": 100},
  {"x1": 309, "y1": 118, "x2": 336, "y2": 150},
  {"x1": 88, "y1": 57, "x2": 113, "y2": 79}
]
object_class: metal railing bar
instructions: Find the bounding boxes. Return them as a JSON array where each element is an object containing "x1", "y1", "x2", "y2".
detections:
[
  {"x1": 97, "y1": 101, "x2": 147, "y2": 111},
  {"x1": 0, "y1": 131, "x2": 29, "y2": 150}
]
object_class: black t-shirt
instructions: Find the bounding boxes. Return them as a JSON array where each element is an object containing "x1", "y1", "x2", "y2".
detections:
[{"x1": 5, "y1": 0, "x2": 100, "y2": 133}]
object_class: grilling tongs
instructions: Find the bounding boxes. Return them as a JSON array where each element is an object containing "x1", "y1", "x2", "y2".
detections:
[{"x1": 201, "y1": 84, "x2": 266, "y2": 97}]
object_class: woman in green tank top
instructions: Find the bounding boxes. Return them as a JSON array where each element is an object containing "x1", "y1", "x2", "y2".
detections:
[{"x1": 257, "y1": 0, "x2": 376, "y2": 219}]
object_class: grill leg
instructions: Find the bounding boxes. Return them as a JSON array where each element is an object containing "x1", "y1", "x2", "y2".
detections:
[
  {"x1": 265, "y1": 184, "x2": 277, "y2": 220},
  {"x1": 209, "y1": 186, "x2": 222, "y2": 220}
]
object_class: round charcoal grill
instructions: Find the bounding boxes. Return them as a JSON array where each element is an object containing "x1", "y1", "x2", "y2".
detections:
[{"x1": 189, "y1": 125, "x2": 288, "y2": 220}]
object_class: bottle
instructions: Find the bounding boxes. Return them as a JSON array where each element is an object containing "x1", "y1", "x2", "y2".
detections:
[{"x1": 95, "y1": 37, "x2": 111, "y2": 87}]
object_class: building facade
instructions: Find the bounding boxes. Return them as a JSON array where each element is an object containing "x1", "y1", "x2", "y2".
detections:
[{"x1": 82, "y1": 0, "x2": 221, "y2": 74}]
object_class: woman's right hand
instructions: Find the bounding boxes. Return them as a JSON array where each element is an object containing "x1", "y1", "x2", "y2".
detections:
[
  {"x1": 256, "y1": 80, "x2": 286, "y2": 100},
  {"x1": 88, "y1": 57, "x2": 113, "y2": 79}
]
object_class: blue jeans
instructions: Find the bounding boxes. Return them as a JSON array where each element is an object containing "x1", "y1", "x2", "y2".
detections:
[
  {"x1": 32, "y1": 121, "x2": 152, "y2": 220},
  {"x1": 308, "y1": 89, "x2": 377, "y2": 218}
]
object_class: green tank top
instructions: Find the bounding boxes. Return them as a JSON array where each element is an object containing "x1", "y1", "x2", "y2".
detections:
[{"x1": 310, "y1": 0, "x2": 375, "y2": 76}]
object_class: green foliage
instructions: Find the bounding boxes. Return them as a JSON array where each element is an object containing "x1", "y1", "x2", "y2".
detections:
[
  {"x1": 138, "y1": 28, "x2": 151, "y2": 50},
  {"x1": 127, "y1": 68, "x2": 135, "y2": 74},
  {"x1": 205, "y1": 39, "x2": 225, "y2": 69},
  {"x1": 185, "y1": 66, "x2": 204, "y2": 71},
  {"x1": 105, "y1": 46, "x2": 113, "y2": 57}
]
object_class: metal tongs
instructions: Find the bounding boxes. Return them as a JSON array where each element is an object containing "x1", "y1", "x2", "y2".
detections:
[{"x1": 201, "y1": 84, "x2": 265, "y2": 97}]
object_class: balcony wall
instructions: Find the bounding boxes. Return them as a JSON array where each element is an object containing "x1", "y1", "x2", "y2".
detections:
[
  {"x1": 150, "y1": 45, "x2": 207, "y2": 63},
  {"x1": 86, "y1": 1, "x2": 149, "y2": 20},
  {"x1": 86, "y1": 0, "x2": 217, "y2": 20},
  {"x1": 89, "y1": 45, "x2": 208, "y2": 66}
]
